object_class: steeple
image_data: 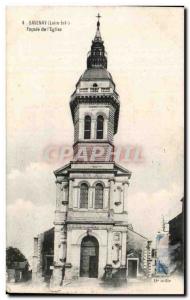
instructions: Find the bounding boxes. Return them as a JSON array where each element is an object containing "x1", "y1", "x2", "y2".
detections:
[
  {"x1": 87, "y1": 14, "x2": 107, "y2": 69},
  {"x1": 94, "y1": 13, "x2": 102, "y2": 41},
  {"x1": 70, "y1": 14, "x2": 120, "y2": 160}
]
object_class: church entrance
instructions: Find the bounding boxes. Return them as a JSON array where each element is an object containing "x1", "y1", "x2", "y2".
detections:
[{"x1": 80, "y1": 236, "x2": 99, "y2": 278}]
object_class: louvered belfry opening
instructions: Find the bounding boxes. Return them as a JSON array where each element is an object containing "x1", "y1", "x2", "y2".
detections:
[
  {"x1": 84, "y1": 115, "x2": 91, "y2": 139},
  {"x1": 96, "y1": 115, "x2": 104, "y2": 139}
]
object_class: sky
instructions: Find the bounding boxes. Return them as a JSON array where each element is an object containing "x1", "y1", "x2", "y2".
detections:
[{"x1": 6, "y1": 6, "x2": 184, "y2": 263}]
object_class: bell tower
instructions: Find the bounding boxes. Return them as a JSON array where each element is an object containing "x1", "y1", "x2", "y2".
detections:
[
  {"x1": 52, "y1": 16, "x2": 131, "y2": 286},
  {"x1": 70, "y1": 15, "x2": 120, "y2": 162}
]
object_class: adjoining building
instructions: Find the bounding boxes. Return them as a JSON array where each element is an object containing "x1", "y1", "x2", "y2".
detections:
[
  {"x1": 155, "y1": 231, "x2": 170, "y2": 276},
  {"x1": 127, "y1": 228, "x2": 155, "y2": 279},
  {"x1": 169, "y1": 198, "x2": 184, "y2": 274},
  {"x1": 33, "y1": 228, "x2": 54, "y2": 283},
  {"x1": 7, "y1": 261, "x2": 30, "y2": 283}
]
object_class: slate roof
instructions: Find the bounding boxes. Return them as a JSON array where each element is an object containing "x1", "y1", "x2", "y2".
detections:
[{"x1": 80, "y1": 68, "x2": 113, "y2": 81}]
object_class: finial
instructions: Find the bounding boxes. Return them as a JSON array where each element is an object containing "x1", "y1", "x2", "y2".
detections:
[{"x1": 96, "y1": 13, "x2": 101, "y2": 29}]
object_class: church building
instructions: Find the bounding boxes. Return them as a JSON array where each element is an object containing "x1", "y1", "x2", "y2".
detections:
[{"x1": 33, "y1": 16, "x2": 153, "y2": 286}]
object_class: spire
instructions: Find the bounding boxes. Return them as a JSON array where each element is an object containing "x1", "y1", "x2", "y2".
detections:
[
  {"x1": 94, "y1": 13, "x2": 102, "y2": 41},
  {"x1": 87, "y1": 14, "x2": 107, "y2": 69}
]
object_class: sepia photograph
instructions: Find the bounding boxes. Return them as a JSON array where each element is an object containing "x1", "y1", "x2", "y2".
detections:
[{"x1": 6, "y1": 6, "x2": 185, "y2": 295}]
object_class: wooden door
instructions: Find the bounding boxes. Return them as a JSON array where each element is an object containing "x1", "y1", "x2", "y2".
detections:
[{"x1": 80, "y1": 236, "x2": 99, "y2": 278}]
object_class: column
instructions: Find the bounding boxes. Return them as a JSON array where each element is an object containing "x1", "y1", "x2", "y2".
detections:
[
  {"x1": 109, "y1": 179, "x2": 115, "y2": 211},
  {"x1": 79, "y1": 118, "x2": 84, "y2": 140},
  {"x1": 60, "y1": 182, "x2": 68, "y2": 212},
  {"x1": 121, "y1": 231, "x2": 127, "y2": 266},
  {"x1": 73, "y1": 185, "x2": 78, "y2": 208},
  {"x1": 104, "y1": 229, "x2": 113, "y2": 280},
  {"x1": 56, "y1": 181, "x2": 62, "y2": 209},
  {"x1": 122, "y1": 181, "x2": 129, "y2": 213},
  {"x1": 52, "y1": 224, "x2": 64, "y2": 286},
  {"x1": 118, "y1": 231, "x2": 127, "y2": 281},
  {"x1": 89, "y1": 187, "x2": 93, "y2": 208},
  {"x1": 91, "y1": 118, "x2": 96, "y2": 139},
  {"x1": 104, "y1": 118, "x2": 108, "y2": 139},
  {"x1": 68, "y1": 179, "x2": 74, "y2": 209},
  {"x1": 104, "y1": 187, "x2": 109, "y2": 209},
  {"x1": 53, "y1": 225, "x2": 61, "y2": 264},
  {"x1": 63, "y1": 228, "x2": 73, "y2": 281},
  {"x1": 59, "y1": 228, "x2": 67, "y2": 263},
  {"x1": 107, "y1": 229, "x2": 113, "y2": 265}
]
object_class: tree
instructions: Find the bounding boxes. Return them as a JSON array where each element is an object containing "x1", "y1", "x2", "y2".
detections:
[{"x1": 6, "y1": 247, "x2": 28, "y2": 269}]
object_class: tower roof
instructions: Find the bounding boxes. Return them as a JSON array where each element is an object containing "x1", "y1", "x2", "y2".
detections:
[
  {"x1": 87, "y1": 14, "x2": 107, "y2": 69},
  {"x1": 80, "y1": 68, "x2": 113, "y2": 81},
  {"x1": 94, "y1": 14, "x2": 102, "y2": 42}
]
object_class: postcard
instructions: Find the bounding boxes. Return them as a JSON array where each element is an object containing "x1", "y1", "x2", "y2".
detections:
[{"x1": 6, "y1": 6, "x2": 185, "y2": 295}]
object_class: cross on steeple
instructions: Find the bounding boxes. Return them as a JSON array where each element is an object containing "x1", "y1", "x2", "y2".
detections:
[
  {"x1": 96, "y1": 13, "x2": 101, "y2": 29},
  {"x1": 96, "y1": 13, "x2": 101, "y2": 21}
]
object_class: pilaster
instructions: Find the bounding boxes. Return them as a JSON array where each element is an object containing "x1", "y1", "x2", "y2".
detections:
[
  {"x1": 68, "y1": 179, "x2": 74, "y2": 209},
  {"x1": 103, "y1": 118, "x2": 108, "y2": 139},
  {"x1": 122, "y1": 181, "x2": 129, "y2": 213},
  {"x1": 89, "y1": 187, "x2": 93, "y2": 208},
  {"x1": 56, "y1": 182, "x2": 62, "y2": 209},
  {"x1": 107, "y1": 228, "x2": 113, "y2": 265},
  {"x1": 52, "y1": 225, "x2": 67, "y2": 286},
  {"x1": 121, "y1": 231, "x2": 127, "y2": 266},
  {"x1": 109, "y1": 179, "x2": 115, "y2": 211}
]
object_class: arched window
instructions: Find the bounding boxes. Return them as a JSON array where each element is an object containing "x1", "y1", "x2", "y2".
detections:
[
  {"x1": 96, "y1": 115, "x2": 104, "y2": 139},
  {"x1": 84, "y1": 115, "x2": 91, "y2": 139},
  {"x1": 80, "y1": 183, "x2": 88, "y2": 208},
  {"x1": 95, "y1": 183, "x2": 103, "y2": 209}
]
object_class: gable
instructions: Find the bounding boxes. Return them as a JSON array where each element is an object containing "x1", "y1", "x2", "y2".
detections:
[
  {"x1": 114, "y1": 163, "x2": 132, "y2": 178},
  {"x1": 54, "y1": 163, "x2": 71, "y2": 176}
]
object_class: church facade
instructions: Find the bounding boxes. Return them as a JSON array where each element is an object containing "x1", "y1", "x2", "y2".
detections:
[
  {"x1": 33, "y1": 17, "x2": 153, "y2": 286},
  {"x1": 52, "y1": 17, "x2": 131, "y2": 285}
]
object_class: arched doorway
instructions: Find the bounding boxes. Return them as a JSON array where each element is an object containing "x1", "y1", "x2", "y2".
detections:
[{"x1": 80, "y1": 235, "x2": 99, "y2": 278}]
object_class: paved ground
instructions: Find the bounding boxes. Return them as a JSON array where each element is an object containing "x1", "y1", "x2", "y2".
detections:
[{"x1": 6, "y1": 275, "x2": 184, "y2": 295}]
